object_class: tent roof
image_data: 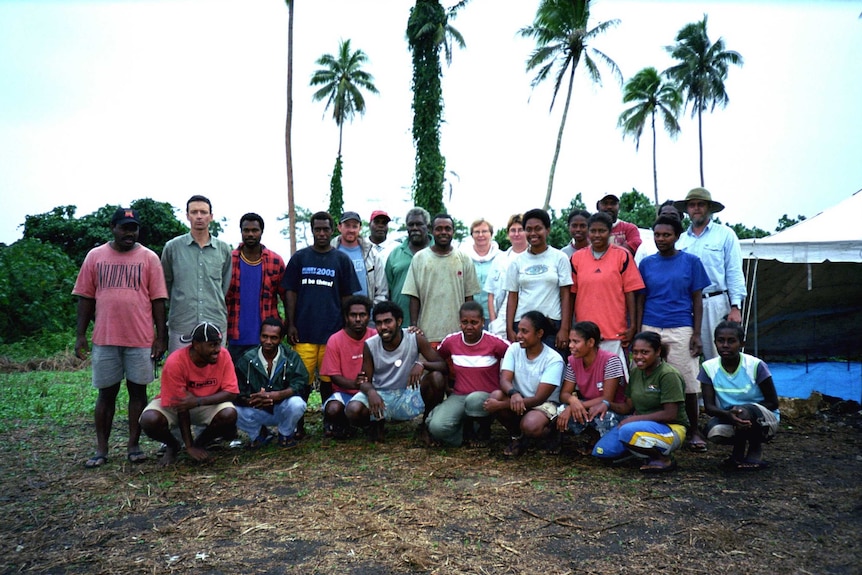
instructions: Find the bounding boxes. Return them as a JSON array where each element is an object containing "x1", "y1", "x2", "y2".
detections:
[{"x1": 740, "y1": 190, "x2": 862, "y2": 263}]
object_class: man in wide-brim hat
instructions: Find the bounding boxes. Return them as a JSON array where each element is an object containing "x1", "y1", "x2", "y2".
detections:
[{"x1": 673, "y1": 187, "x2": 747, "y2": 453}]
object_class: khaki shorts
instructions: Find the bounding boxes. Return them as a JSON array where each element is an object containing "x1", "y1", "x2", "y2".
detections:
[
  {"x1": 532, "y1": 401, "x2": 560, "y2": 420},
  {"x1": 642, "y1": 325, "x2": 701, "y2": 393},
  {"x1": 141, "y1": 398, "x2": 234, "y2": 428}
]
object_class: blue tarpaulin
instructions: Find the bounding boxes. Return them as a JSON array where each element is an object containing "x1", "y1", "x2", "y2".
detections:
[{"x1": 769, "y1": 361, "x2": 862, "y2": 402}]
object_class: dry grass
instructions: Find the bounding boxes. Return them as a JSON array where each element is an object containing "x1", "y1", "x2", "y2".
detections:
[{"x1": 1, "y1": 408, "x2": 861, "y2": 574}]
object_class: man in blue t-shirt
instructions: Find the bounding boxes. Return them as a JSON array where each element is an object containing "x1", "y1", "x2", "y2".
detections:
[{"x1": 282, "y1": 211, "x2": 361, "y2": 415}]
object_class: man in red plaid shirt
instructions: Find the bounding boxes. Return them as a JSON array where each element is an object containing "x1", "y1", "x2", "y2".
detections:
[{"x1": 226, "y1": 213, "x2": 287, "y2": 364}]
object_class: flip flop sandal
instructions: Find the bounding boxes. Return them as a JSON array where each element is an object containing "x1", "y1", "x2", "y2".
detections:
[
  {"x1": 686, "y1": 439, "x2": 708, "y2": 453},
  {"x1": 737, "y1": 459, "x2": 770, "y2": 470},
  {"x1": 84, "y1": 455, "x2": 108, "y2": 469}
]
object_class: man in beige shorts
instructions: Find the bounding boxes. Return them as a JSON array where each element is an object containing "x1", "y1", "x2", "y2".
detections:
[{"x1": 140, "y1": 322, "x2": 238, "y2": 466}]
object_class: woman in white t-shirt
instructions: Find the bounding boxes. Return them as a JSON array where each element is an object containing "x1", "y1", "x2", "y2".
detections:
[
  {"x1": 504, "y1": 208, "x2": 572, "y2": 355},
  {"x1": 483, "y1": 311, "x2": 564, "y2": 456}
]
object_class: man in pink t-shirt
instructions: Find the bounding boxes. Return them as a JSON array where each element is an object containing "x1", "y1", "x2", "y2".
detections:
[
  {"x1": 72, "y1": 208, "x2": 168, "y2": 469},
  {"x1": 140, "y1": 322, "x2": 238, "y2": 466},
  {"x1": 320, "y1": 296, "x2": 376, "y2": 439}
]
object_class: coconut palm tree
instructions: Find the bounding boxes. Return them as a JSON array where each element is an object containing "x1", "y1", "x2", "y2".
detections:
[
  {"x1": 406, "y1": 0, "x2": 469, "y2": 216},
  {"x1": 310, "y1": 39, "x2": 378, "y2": 157},
  {"x1": 617, "y1": 67, "x2": 682, "y2": 209},
  {"x1": 310, "y1": 39, "x2": 378, "y2": 219},
  {"x1": 520, "y1": 0, "x2": 621, "y2": 211},
  {"x1": 664, "y1": 15, "x2": 743, "y2": 186}
]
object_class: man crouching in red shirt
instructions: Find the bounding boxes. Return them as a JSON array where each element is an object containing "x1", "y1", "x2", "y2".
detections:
[{"x1": 140, "y1": 322, "x2": 238, "y2": 466}]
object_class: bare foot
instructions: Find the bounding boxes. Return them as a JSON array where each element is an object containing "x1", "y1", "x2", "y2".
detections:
[{"x1": 158, "y1": 446, "x2": 179, "y2": 467}]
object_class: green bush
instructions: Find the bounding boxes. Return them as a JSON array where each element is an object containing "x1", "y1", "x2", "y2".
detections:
[{"x1": 0, "y1": 239, "x2": 77, "y2": 344}]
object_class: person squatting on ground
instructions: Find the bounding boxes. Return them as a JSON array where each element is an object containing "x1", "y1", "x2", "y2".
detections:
[
  {"x1": 320, "y1": 296, "x2": 377, "y2": 439},
  {"x1": 556, "y1": 321, "x2": 626, "y2": 454},
  {"x1": 699, "y1": 321, "x2": 780, "y2": 470},
  {"x1": 139, "y1": 322, "x2": 238, "y2": 466},
  {"x1": 345, "y1": 301, "x2": 447, "y2": 442},
  {"x1": 234, "y1": 317, "x2": 309, "y2": 449},
  {"x1": 73, "y1": 207, "x2": 168, "y2": 468},
  {"x1": 425, "y1": 301, "x2": 510, "y2": 447},
  {"x1": 637, "y1": 214, "x2": 712, "y2": 453},
  {"x1": 593, "y1": 331, "x2": 689, "y2": 473},
  {"x1": 483, "y1": 311, "x2": 564, "y2": 457}
]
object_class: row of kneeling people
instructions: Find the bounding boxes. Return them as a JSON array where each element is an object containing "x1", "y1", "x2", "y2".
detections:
[{"x1": 138, "y1": 301, "x2": 778, "y2": 473}]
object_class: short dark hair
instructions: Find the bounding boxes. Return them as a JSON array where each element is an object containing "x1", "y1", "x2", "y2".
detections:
[
  {"x1": 186, "y1": 195, "x2": 212, "y2": 212},
  {"x1": 571, "y1": 321, "x2": 601, "y2": 346},
  {"x1": 715, "y1": 320, "x2": 745, "y2": 342},
  {"x1": 520, "y1": 310, "x2": 551, "y2": 337},
  {"x1": 372, "y1": 300, "x2": 403, "y2": 323},
  {"x1": 587, "y1": 211, "x2": 613, "y2": 231},
  {"x1": 343, "y1": 295, "x2": 373, "y2": 317},
  {"x1": 310, "y1": 211, "x2": 334, "y2": 230},
  {"x1": 432, "y1": 213, "x2": 454, "y2": 228},
  {"x1": 522, "y1": 208, "x2": 550, "y2": 229},
  {"x1": 652, "y1": 215, "x2": 683, "y2": 237},
  {"x1": 567, "y1": 209, "x2": 591, "y2": 225},
  {"x1": 261, "y1": 316, "x2": 284, "y2": 337},
  {"x1": 240, "y1": 212, "x2": 264, "y2": 232},
  {"x1": 460, "y1": 300, "x2": 484, "y2": 320}
]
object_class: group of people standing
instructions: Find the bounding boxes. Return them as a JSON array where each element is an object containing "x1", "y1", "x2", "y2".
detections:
[{"x1": 73, "y1": 188, "x2": 779, "y2": 473}]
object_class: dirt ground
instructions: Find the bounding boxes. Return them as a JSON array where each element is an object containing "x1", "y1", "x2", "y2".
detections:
[{"x1": 1, "y1": 396, "x2": 860, "y2": 575}]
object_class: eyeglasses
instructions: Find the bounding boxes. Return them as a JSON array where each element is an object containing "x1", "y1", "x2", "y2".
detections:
[{"x1": 472, "y1": 229, "x2": 490, "y2": 235}]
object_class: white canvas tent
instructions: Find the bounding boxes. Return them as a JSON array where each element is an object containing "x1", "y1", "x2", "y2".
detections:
[{"x1": 740, "y1": 190, "x2": 862, "y2": 361}]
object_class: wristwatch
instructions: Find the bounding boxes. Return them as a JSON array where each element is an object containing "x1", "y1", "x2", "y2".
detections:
[{"x1": 507, "y1": 388, "x2": 519, "y2": 397}]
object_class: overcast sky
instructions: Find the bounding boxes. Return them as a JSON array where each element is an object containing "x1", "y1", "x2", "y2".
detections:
[{"x1": 1, "y1": 0, "x2": 860, "y2": 257}]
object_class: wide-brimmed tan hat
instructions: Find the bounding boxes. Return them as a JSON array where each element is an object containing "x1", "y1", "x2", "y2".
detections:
[{"x1": 673, "y1": 187, "x2": 725, "y2": 213}]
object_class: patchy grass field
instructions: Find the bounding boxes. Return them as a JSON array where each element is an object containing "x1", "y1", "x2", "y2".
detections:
[{"x1": 1, "y1": 379, "x2": 861, "y2": 575}]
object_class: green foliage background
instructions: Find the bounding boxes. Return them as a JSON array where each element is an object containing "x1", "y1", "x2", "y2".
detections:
[
  {"x1": 0, "y1": 198, "x2": 190, "y2": 345},
  {"x1": 0, "y1": 239, "x2": 77, "y2": 343}
]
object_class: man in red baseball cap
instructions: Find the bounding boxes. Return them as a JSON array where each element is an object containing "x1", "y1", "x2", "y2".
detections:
[{"x1": 368, "y1": 209, "x2": 394, "y2": 255}]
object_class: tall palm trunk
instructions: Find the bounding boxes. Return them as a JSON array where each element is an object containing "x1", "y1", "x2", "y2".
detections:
[
  {"x1": 285, "y1": 0, "x2": 296, "y2": 254},
  {"x1": 697, "y1": 104, "x2": 704, "y2": 187},
  {"x1": 543, "y1": 63, "x2": 577, "y2": 211},
  {"x1": 650, "y1": 109, "x2": 658, "y2": 212}
]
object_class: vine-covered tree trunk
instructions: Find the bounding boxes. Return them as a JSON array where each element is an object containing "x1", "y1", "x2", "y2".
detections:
[
  {"x1": 407, "y1": 0, "x2": 446, "y2": 216},
  {"x1": 328, "y1": 154, "x2": 344, "y2": 223}
]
